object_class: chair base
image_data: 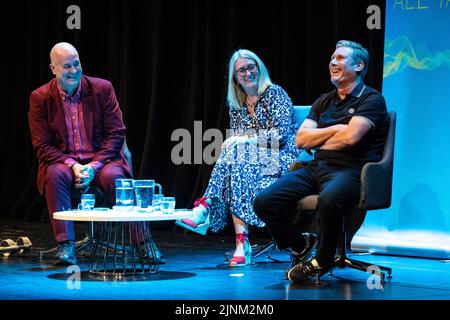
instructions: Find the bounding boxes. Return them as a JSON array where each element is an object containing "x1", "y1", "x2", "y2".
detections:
[
  {"x1": 313, "y1": 216, "x2": 393, "y2": 284},
  {"x1": 312, "y1": 253, "x2": 393, "y2": 284},
  {"x1": 339, "y1": 255, "x2": 393, "y2": 282}
]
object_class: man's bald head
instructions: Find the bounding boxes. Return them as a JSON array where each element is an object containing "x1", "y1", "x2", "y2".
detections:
[
  {"x1": 50, "y1": 42, "x2": 79, "y2": 65},
  {"x1": 49, "y1": 42, "x2": 83, "y2": 95}
]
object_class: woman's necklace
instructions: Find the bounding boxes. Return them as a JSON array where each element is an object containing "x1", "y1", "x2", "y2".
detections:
[
  {"x1": 246, "y1": 96, "x2": 258, "y2": 114},
  {"x1": 245, "y1": 95, "x2": 260, "y2": 130}
]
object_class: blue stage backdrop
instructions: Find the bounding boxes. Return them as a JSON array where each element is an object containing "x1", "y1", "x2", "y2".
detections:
[{"x1": 353, "y1": 0, "x2": 450, "y2": 259}]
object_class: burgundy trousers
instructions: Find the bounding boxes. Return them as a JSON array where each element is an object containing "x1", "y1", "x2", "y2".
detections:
[{"x1": 44, "y1": 161, "x2": 129, "y2": 243}]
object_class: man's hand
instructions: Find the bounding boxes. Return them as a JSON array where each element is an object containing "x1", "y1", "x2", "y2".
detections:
[
  {"x1": 82, "y1": 164, "x2": 95, "y2": 181},
  {"x1": 71, "y1": 163, "x2": 95, "y2": 189},
  {"x1": 320, "y1": 117, "x2": 373, "y2": 150}
]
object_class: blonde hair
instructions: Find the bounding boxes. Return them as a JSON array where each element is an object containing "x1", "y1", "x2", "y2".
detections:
[{"x1": 226, "y1": 49, "x2": 272, "y2": 109}]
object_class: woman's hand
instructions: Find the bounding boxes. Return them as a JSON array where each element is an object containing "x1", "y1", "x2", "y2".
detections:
[{"x1": 221, "y1": 135, "x2": 257, "y2": 150}]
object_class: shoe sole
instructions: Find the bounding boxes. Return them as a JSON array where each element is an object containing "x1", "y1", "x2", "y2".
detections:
[
  {"x1": 229, "y1": 263, "x2": 247, "y2": 267},
  {"x1": 175, "y1": 216, "x2": 209, "y2": 236},
  {"x1": 286, "y1": 264, "x2": 328, "y2": 282},
  {"x1": 228, "y1": 249, "x2": 253, "y2": 267},
  {"x1": 54, "y1": 259, "x2": 77, "y2": 266}
]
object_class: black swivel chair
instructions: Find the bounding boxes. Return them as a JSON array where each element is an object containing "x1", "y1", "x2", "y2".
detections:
[
  {"x1": 39, "y1": 139, "x2": 134, "y2": 260},
  {"x1": 292, "y1": 108, "x2": 396, "y2": 282}
]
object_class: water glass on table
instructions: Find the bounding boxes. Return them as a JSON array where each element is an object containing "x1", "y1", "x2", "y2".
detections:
[
  {"x1": 78, "y1": 194, "x2": 95, "y2": 211},
  {"x1": 115, "y1": 178, "x2": 134, "y2": 211},
  {"x1": 152, "y1": 193, "x2": 164, "y2": 211},
  {"x1": 161, "y1": 197, "x2": 176, "y2": 214}
]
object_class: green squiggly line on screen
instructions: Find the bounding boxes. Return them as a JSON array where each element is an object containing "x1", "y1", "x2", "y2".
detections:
[{"x1": 383, "y1": 36, "x2": 450, "y2": 78}]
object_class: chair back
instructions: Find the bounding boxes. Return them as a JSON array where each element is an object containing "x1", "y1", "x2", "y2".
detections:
[
  {"x1": 293, "y1": 106, "x2": 314, "y2": 163},
  {"x1": 359, "y1": 111, "x2": 396, "y2": 210},
  {"x1": 121, "y1": 138, "x2": 133, "y2": 177},
  {"x1": 293, "y1": 105, "x2": 311, "y2": 125}
]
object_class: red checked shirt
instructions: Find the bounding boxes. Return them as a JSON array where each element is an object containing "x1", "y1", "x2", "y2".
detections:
[{"x1": 58, "y1": 82, "x2": 104, "y2": 172}]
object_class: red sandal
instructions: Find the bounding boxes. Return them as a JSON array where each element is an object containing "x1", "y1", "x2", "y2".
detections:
[
  {"x1": 175, "y1": 196, "x2": 210, "y2": 236},
  {"x1": 228, "y1": 231, "x2": 253, "y2": 267}
]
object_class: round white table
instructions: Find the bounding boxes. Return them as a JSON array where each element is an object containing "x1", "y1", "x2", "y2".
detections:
[{"x1": 54, "y1": 208, "x2": 193, "y2": 277}]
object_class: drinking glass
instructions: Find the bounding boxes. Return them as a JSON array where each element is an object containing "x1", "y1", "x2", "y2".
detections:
[
  {"x1": 77, "y1": 194, "x2": 95, "y2": 211},
  {"x1": 152, "y1": 193, "x2": 164, "y2": 211},
  {"x1": 161, "y1": 197, "x2": 176, "y2": 214},
  {"x1": 115, "y1": 179, "x2": 134, "y2": 211}
]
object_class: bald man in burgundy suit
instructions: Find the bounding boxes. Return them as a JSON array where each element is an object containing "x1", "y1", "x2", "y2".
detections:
[{"x1": 28, "y1": 42, "x2": 132, "y2": 265}]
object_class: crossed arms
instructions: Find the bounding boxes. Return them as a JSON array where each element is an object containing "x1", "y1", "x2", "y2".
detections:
[{"x1": 295, "y1": 116, "x2": 373, "y2": 151}]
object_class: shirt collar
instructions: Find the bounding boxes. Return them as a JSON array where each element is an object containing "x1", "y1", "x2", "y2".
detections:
[
  {"x1": 57, "y1": 81, "x2": 81, "y2": 100},
  {"x1": 333, "y1": 81, "x2": 366, "y2": 102},
  {"x1": 348, "y1": 81, "x2": 366, "y2": 98}
]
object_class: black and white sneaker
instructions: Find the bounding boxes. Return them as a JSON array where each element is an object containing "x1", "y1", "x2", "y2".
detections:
[{"x1": 286, "y1": 258, "x2": 327, "y2": 283}]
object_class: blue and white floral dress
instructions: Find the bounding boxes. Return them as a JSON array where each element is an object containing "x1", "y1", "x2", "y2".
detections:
[{"x1": 204, "y1": 84, "x2": 299, "y2": 233}]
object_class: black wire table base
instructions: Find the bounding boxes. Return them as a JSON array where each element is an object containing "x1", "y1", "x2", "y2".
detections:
[{"x1": 89, "y1": 221, "x2": 160, "y2": 277}]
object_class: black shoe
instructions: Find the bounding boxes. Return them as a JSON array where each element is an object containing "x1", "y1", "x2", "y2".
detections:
[
  {"x1": 55, "y1": 241, "x2": 77, "y2": 266},
  {"x1": 289, "y1": 233, "x2": 318, "y2": 269},
  {"x1": 286, "y1": 258, "x2": 328, "y2": 283}
]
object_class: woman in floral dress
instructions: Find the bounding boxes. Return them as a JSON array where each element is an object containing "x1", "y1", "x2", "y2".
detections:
[{"x1": 176, "y1": 49, "x2": 299, "y2": 267}]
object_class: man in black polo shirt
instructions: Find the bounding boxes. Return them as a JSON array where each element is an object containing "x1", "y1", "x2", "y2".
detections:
[{"x1": 253, "y1": 40, "x2": 388, "y2": 282}]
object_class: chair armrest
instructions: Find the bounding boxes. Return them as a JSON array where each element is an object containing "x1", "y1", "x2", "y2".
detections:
[
  {"x1": 121, "y1": 139, "x2": 133, "y2": 177},
  {"x1": 288, "y1": 150, "x2": 315, "y2": 172},
  {"x1": 288, "y1": 161, "x2": 306, "y2": 172}
]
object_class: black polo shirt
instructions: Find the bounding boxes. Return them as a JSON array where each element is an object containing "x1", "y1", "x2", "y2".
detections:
[{"x1": 306, "y1": 82, "x2": 388, "y2": 167}]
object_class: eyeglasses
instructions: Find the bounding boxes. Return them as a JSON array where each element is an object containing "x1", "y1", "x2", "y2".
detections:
[{"x1": 235, "y1": 63, "x2": 258, "y2": 77}]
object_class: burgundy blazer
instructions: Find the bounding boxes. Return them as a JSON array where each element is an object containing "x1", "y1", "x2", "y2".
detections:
[{"x1": 28, "y1": 75, "x2": 132, "y2": 194}]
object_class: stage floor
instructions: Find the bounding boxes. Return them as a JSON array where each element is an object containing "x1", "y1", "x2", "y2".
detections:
[{"x1": 1, "y1": 218, "x2": 450, "y2": 301}]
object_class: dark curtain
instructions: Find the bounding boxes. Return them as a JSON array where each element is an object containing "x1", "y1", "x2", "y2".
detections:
[{"x1": 1, "y1": 0, "x2": 386, "y2": 224}]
